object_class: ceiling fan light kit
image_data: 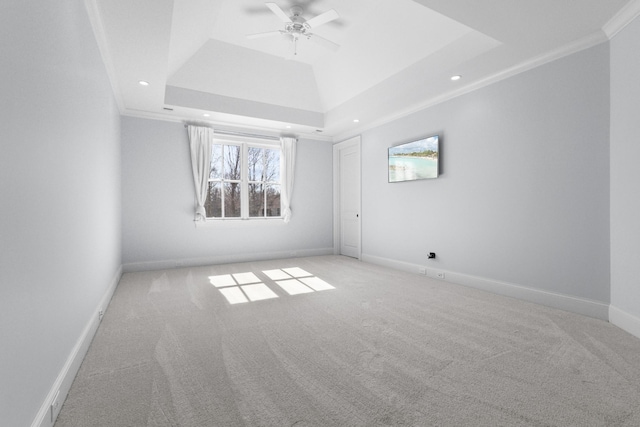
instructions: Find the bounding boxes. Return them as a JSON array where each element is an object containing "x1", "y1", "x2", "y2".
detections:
[{"x1": 247, "y1": 2, "x2": 340, "y2": 56}]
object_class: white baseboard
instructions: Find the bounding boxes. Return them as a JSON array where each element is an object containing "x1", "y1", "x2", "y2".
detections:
[
  {"x1": 609, "y1": 305, "x2": 640, "y2": 340},
  {"x1": 31, "y1": 266, "x2": 122, "y2": 427},
  {"x1": 122, "y1": 247, "x2": 335, "y2": 273},
  {"x1": 362, "y1": 254, "x2": 609, "y2": 321}
]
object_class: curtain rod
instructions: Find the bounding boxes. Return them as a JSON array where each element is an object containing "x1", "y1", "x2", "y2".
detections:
[{"x1": 184, "y1": 124, "x2": 281, "y2": 141}]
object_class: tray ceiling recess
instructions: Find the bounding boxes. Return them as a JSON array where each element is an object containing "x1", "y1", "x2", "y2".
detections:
[{"x1": 86, "y1": 0, "x2": 636, "y2": 139}]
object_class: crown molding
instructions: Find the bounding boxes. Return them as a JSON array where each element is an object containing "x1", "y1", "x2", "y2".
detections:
[
  {"x1": 121, "y1": 109, "x2": 333, "y2": 143},
  {"x1": 333, "y1": 30, "x2": 608, "y2": 142},
  {"x1": 603, "y1": 0, "x2": 640, "y2": 39},
  {"x1": 84, "y1": 0, "x2": 125, "y2": 113}
]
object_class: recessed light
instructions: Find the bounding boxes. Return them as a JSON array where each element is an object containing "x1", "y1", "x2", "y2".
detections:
[
  {"x1": 451, "y1": 75, "x2": 462, "y2": 81},
  {"x1": 286, "y1": 125, "x2": 291, "y2": 129},
  {"x1": 353, "y1": 119, "x2": 360, "y2": 123},
  {"x1": 203, "y1": 113, "x2": 210, "y2": 117},
  {"x1": 138, "y1": 80, "x2": 150, "y2": 86}
]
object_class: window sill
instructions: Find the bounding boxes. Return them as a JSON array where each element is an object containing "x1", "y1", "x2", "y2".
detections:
[{"x1": 194, "y1": 217, "x2": 287, "y2": 229}]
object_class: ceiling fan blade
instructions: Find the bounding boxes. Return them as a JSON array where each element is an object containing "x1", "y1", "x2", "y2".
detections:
[
  {"x1": 246, "y1": 30, "x2": 283, "y2": 40},
  {"x1": 308, "y1": 33, "x2": 340, "y2": 52},
  {"x1": 265, "y1": 2, "x2": 292, "y2": 23},
  {"x1": 305, "y1": 9, "x2": 339, "y2": 28}
]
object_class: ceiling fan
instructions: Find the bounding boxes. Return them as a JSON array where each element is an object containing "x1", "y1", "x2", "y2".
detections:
[{"x1": 247, "y1": 2, "x2": 340, "y2": 56}]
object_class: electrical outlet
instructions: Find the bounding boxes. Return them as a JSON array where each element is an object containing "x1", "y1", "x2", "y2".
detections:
[
  {"x1": 418, "y1": 267, "x2": 426, "y2": 275},
  {"x1": 99, "y1": 309, "x2": 104, "y2": 321},
  {"x1": 436, "y1": 271, "x2": 445, "y2": 279},
  {"x1": 50, "y1": 390, "x2": 60, "y2": 422}
]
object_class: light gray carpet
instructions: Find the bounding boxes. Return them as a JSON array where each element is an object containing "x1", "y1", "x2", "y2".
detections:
[{"x1": 55, "y1": 256, "x2": 640, "y2": 426}]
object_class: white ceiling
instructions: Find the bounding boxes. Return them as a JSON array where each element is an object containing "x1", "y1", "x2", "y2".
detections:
[{"x1": 86, "y1": 0, "x2": 637, "y2": 140}]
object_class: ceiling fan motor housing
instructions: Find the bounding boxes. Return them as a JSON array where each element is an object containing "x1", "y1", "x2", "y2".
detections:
[{"x1": 286, "y1": 6, "x2": 311, "y2": 37}]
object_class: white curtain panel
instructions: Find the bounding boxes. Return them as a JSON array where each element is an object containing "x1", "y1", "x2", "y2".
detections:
[
  {"x1": 280, "y1": 137, "x2": 297, "y2": 223},
  {"x1": 187, "y1": 125, "x2": 214, "y2": 221}
]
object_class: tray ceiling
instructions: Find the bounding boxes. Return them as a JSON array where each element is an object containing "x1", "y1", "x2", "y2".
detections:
[{"x1": 86, "y1": 0, "x2": 635, "y2": 139}]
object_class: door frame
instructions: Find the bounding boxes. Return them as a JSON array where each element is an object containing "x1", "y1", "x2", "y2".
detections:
[{"x1": 333, "y1": 135, "x2": 362, "y2": 259}]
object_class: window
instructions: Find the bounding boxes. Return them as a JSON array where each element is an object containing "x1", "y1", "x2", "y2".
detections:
[{"x1": 204, "y1": 138, "x2": 281, "y2": 219}]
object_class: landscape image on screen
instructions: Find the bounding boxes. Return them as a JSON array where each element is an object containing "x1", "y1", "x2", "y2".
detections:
[{"x1": 388, "y1": 135, "x2": 439, "y2": 182}]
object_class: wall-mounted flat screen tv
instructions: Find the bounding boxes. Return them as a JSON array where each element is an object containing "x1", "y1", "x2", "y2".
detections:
[{"x1": 388, "y1": 135, "x2": 439, "y2": 183}]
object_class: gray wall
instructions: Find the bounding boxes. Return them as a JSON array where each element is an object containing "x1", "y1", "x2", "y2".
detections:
[
  {"x1": 360, "y1": 43, "x2": 611, "y2": 304},
  {"x1": 121, "y1": 117, "x2": 334, "y2": 270},
  {"x1": 0, "y1": 1, "x2": 122, "y2": 426},
  {"x1": 611, "y1": 16, "x2": 640, "y2": 320}
]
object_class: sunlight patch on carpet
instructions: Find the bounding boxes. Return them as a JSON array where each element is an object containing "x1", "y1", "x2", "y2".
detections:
[
  {"x1": 275, "y1": 279, "x2": 315, "y2": 295},
  {"x1": 300, "y1": 276, "x2": 335, "y2": 291},
  {"x1": 241, "y1": 283, "x2": 279, "y2": 301},
  {"x1": 208, "y1": 274, "x2": 236, "y2": 288},
  {"x1": 210, "y1": 268, "x2": 335, "y2": 305},
  {"x1": 270, "y1": 269, "x2": 335, "y2": 294},
  {"x1": 218, "y1": 286, "x2": 249, "y2": 304},
  {"x1": 210, "y1": 273, "x2": 277, "y2": 304},
  {"x1": 232, "y1": 272, "x2": 261, "y2": 285},
  {"x1": 282, "y1": 267, "x2": 313, "y2": 278},
  {"x1": 263, "y1": 269, "x2": 292, "y2": 281}
]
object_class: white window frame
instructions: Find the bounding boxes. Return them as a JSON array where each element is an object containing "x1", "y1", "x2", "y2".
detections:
[{"x1": 202, "y1": 134, "x2": 283, "y2": 223}]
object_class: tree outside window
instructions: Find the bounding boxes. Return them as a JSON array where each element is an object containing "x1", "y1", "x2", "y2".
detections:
[
  {"x1": 204, "y1": 142, "x2": 281, "y2": 219},
  {"x1": 248, "y1": 147, "x2": 281, "y2": 218}
]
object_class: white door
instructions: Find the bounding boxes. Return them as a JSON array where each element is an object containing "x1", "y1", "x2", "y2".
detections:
[{"x1": 334, "y1": 137, "x2": 361, "y2": 259}]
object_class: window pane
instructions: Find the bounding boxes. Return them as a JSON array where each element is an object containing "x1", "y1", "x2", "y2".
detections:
[
  {"x1": 224, "y1": 182, "x2": 241, "y2": 217},
  {"x1": 266, "y1": 184, "x2": 281, "y2": 217},
  {"x1": 248, "y1": 147, "x2": 263, "y2": 182},
  {"x1": 224, "y1": 145, "x2": 241, "y2": 180},
  {"x1": 249, "y1": 183, "x2": 264, "y2": 217},
  {"x1": 210, "y1": 144, "x2": 222, "y2": 180},
  {"x1": 202, "y1": 143, "x2": 281, "y2": 220},
  {"x1": 265, "y1": 148, "x2": 280, "y2": 183},
  {"x1": 205, "y1": 182, "x2": 221, "y2": 218}
]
